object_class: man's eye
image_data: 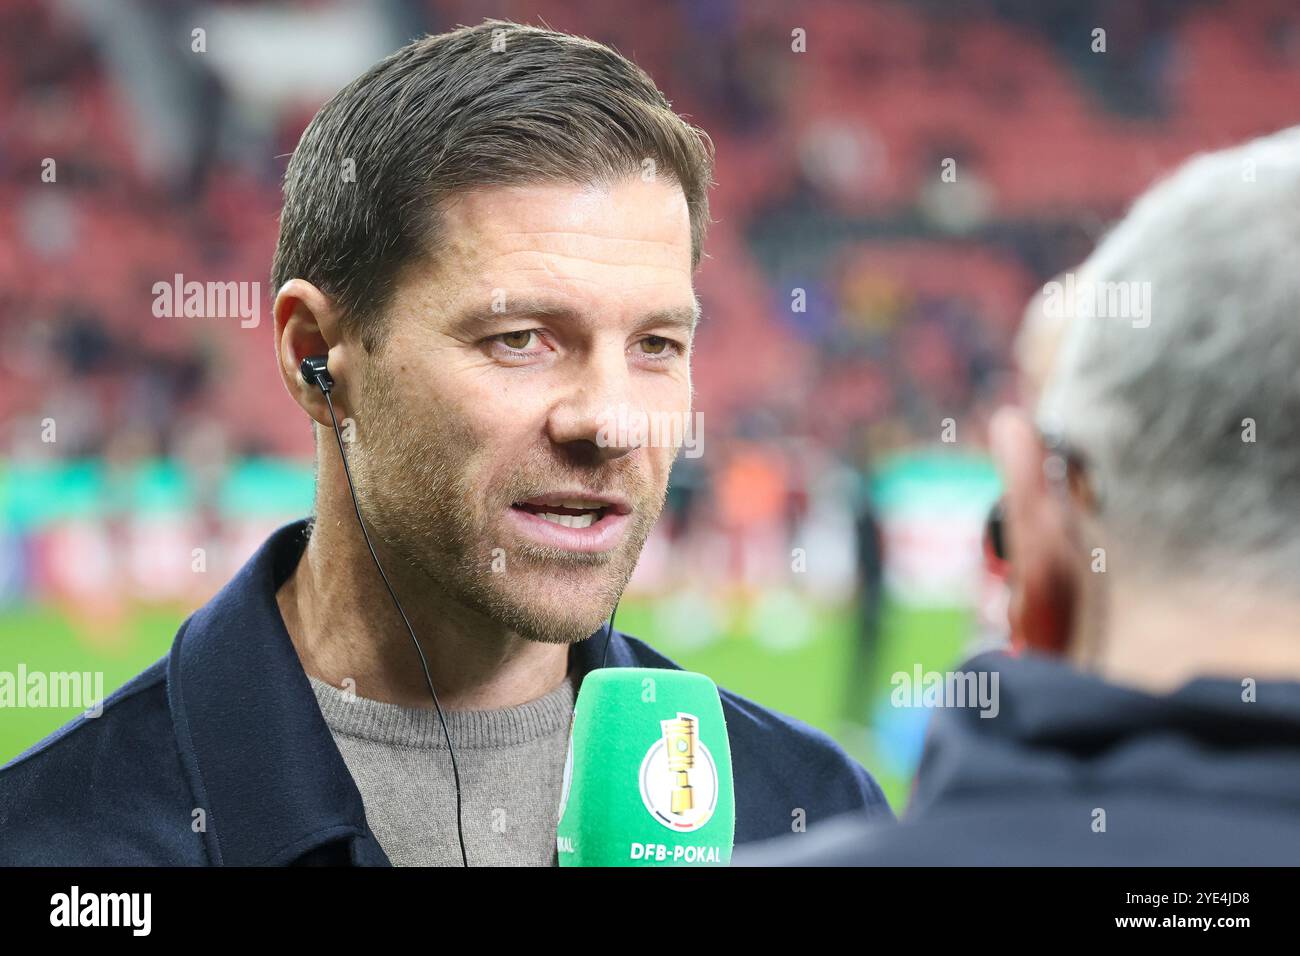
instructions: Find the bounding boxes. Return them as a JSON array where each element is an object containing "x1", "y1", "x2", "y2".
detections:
[
  {"x1": 640, "y1": 336, "x2": 673, "y2": 356},
  {"x1": 499, "y1": 330, "x2": 536, "y2": 350}
]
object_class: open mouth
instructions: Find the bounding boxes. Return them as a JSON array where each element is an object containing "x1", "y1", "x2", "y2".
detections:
[
  {"x1": 506, "y1": 493, "x2": 633, "y2": 553},
  {"x1": 509, "y1": 500, "x2": 611, "y2": 530}
]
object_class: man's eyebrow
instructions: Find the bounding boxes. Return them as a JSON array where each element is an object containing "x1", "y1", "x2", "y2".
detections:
[
  {"x1": 639, "y1": 299, "x2": 701, "y2": 333},
  {"x1": 447, "y1": 296, "x2": 701, "y2": 332}
]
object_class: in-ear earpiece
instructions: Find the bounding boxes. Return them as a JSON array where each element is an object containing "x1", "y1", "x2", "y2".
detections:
[{"x1": 300, "y1": 355, "x2": 334, "y2": 393}]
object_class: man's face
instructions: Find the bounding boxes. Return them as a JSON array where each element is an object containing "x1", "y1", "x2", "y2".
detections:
[{"x1": 349, "y1": 176, "x2": 696, "y2": 644}]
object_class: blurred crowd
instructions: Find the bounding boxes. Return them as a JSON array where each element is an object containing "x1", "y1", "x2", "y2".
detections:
[{"x1": 3, "y1": 0, "x2": 1299, "y2": 601}]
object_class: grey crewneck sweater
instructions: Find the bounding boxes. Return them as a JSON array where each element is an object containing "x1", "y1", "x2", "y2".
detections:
[{"x1": 309, "y1": 674, "x2": 575, "y2": 867}]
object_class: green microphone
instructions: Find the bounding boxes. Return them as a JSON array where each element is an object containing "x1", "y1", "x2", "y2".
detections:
[{"x1": 556, "y1": 668, "x2": 735, "y2": 866}]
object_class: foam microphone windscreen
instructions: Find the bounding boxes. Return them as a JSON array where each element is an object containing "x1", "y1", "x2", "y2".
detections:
[{"x1": 556, "y1": 667, "x2": 735, "y2": 866}]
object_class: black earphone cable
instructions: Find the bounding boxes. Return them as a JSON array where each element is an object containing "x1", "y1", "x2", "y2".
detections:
[
  {"x1": 320, "y1": 388, "x2": 469, "y2": 868},
  {"x1": 600, "y1": 600, "x2": 620, "y2": 670}
]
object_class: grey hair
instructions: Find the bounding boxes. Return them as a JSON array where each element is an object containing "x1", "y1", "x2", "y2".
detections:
[{"x1": 1038, "y1": 125, "x2": 1300, "y2": 592}]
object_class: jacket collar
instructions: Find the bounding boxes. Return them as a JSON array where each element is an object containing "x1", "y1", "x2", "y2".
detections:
[
  {"x1": 167, "y1": 518, "x2": 629, "y2": 865},
  {"x1": 912, "y1": 650, "x2": 1300, "y2": 815}
]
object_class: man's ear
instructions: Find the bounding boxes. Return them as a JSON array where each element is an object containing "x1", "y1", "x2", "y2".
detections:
[
  {"x1": 989, "y1": 406, "x2": 1077, "y2": 656},
  {"x1": 273, "y1": 279, "x2": 354, "y2": 427}
]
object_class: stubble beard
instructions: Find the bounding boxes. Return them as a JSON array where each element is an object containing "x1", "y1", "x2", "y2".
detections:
[{"x1": 347, "y1": 371, "x2": 669, "y2": 645}]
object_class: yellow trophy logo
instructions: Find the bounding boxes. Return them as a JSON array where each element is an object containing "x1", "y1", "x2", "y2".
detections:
[
  {"x1": 661, "y1": 714, "x2": 697, "y2": 815},
  {"x1": 639, "y1": 712, "x2": 718, "y2": 831}
]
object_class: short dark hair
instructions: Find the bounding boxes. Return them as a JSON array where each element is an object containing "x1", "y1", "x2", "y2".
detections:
[{"x1": 271, "y1": 20, "x2": 714, "y2": 351}]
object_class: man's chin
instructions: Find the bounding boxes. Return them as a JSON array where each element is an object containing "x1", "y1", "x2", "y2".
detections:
[
  {"x1": 491, "y1": 599, "x2": 614, "y2": 646},
  {"x1": 456, "y1": 568, "x2": 623, "y2": 645},
  {"x1": 513, "y1": 615, "x2": 611, "y2": 646},
  {"x1": 441, "y1": 516, "x2": 649, "y2": 643}
]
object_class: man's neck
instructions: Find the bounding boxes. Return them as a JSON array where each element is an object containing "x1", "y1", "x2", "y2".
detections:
[
  {"x1": 276, "y1": 463, "x2": 570, "y2": 711},
  {"x1": 1076, "y1": 578, "x2": 1300, "y2": 694}
]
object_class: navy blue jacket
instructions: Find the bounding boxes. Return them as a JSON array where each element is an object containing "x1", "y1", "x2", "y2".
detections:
[
  {"x1": 0, "y1": 519, "x2": 891, "y2": 865},
  {"x1": 738, "y1": 650, "x2": 1300, "y2": 865}
]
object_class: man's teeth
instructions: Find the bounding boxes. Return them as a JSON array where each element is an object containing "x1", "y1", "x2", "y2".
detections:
[
  {"x1": 538, "y1": 512, "x2": 596, "y2": 529},
  {"x1": 514, "y1": 499, "x2": 607, "y2": 530}
]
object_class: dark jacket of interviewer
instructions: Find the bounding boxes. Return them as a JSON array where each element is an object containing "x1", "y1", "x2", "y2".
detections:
[{"x1": 736, "y1": 650, "x2": 1300, "y2": 865}]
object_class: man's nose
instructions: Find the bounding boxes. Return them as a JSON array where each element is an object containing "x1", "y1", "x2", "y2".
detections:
[{"x1": 546, "y1": 350, "x2": 643, "y2": 463}]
